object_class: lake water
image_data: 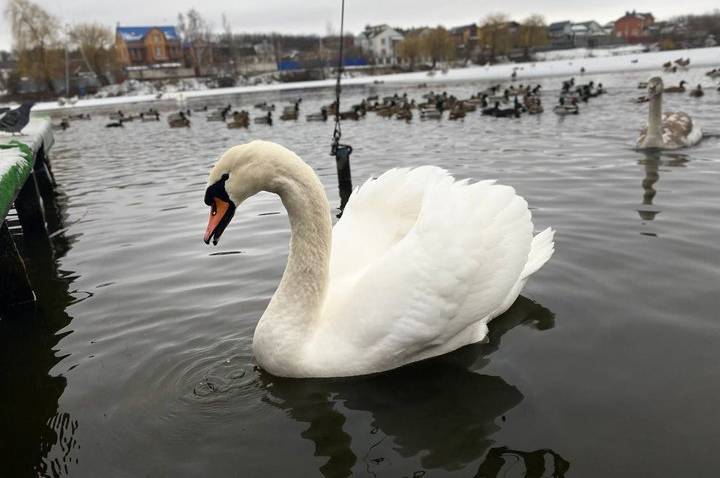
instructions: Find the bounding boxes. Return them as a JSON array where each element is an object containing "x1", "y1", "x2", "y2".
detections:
[{"x1": 3, "y1": 68, "x2": 720, "y2": 477}]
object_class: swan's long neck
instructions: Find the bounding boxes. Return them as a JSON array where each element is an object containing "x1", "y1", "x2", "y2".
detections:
[
  {"x1": 253, "y1": 153, "x2": 332, "y2": 366},
  {"x1": 645, "y1": 93, "x2": 664, "y2": 147}
]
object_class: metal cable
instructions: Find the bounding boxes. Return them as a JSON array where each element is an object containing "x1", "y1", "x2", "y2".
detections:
[{"x1": 331, "y1": 0, "x2": 346, "y2": 153}]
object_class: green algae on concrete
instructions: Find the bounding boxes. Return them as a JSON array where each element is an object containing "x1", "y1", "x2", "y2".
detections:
[{"x1": 0, "y1": 140, "x2": 35, "y2": 221}]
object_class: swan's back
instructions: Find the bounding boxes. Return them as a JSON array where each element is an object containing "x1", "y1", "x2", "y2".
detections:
[
  {"x1": 306, "y1": 167, "x2": 554, "y2": 376},
  {"x1": 638, "y1": 112, "x2": 702, "y2": 149}
]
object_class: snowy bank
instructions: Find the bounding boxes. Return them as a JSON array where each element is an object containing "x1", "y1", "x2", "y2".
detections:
[{"x1": 33, "y1": 46, "x2": 720, "y2": 114}]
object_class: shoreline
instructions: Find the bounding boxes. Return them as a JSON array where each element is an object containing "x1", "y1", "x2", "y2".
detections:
[{"x1": 32, "y1": 46, "x2": 720, "y2": 114}]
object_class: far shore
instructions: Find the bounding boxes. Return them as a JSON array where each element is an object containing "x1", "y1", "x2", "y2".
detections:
[{"x1": 31, "y1": 46, "x2": 720, "y2": 115}]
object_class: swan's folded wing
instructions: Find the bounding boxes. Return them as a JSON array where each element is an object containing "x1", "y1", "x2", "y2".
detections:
[
  {"x1": 329, "y1": 167, "x2": 440, "y2": 282},
  {"x1": 321, "y1": 169, "x2": 534, "y2": 364},
  {"x1": 662, "y1": 111, "x2": 701, "y2": 147}
]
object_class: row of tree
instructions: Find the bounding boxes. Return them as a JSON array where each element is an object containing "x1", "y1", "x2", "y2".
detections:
[
  {"x1": 4, "y1": 0, "x2": 116, "y2": 92},
  {"x1": 396, "y1": 14, "x2": 549, "y2": 68}
]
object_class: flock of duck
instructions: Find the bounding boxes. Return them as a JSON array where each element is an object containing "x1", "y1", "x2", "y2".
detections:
[
  {"x1": 44, "y1": 58, "x2": 717, "y2": 153},
  {"x1": 90, "y1": 80, "x2": 606, "y2": 131}
]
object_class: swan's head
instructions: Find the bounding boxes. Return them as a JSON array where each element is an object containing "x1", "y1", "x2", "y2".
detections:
[
  {"x1": 203, "y1": 141, "x2": 284, "y2": 245},
  {"x1": 647, "y1": 77, "x2": 663, "y2": 98}
]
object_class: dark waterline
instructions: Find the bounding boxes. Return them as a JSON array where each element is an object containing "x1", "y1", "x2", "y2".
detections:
[{"x1": 2, "y1": 68, "x2": 720, "y2": 477}]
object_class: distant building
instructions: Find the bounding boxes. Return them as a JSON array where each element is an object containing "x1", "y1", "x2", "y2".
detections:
[
  {"x1": 572, "y1": 21, "x2": 606, "y2": 37},
  {"x1": 115, "y1": 25, "x2": 183, "y2": 67},
  {"x1": 356, "y1": 25, "x2": 404, "y2": 65},
  {"x1": 450, "y1": 24, "x2": 479, "y2": 45},
  {"x1": 614, "y1": 11, "x2": 655, "y2": 43},
  {"x1": 450, "y1": 24, "x2": 480, "y2": 60},
  {"x1": 548, "y1": 21, "x2": 573, "y2": 41}
]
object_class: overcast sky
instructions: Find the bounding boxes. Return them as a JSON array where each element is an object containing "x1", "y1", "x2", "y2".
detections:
[{"x1": 1, "y1": 0, "x2": 718, "y2": 50}]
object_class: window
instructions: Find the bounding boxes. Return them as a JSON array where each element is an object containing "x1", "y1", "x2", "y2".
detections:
[{"x1": 155, "y1": 46, "x2": 162, "y2": 57}]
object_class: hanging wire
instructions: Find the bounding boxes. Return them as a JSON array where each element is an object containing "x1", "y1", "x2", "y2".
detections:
[{"x1": 331, "y1": 0, "x2": 346, "y2": 154}]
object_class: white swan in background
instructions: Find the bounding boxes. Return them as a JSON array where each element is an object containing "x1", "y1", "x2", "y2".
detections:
[
  {"x1": 637, "y1": 77, "x2": 702, "y2": 150},
  {"x1": 203, "y1": 141, "x2": 555, "y2": 377}
]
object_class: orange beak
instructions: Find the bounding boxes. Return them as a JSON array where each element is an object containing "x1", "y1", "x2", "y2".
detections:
[{"x1": 204, "y1": 197, "x2": 235, "y2": 245}]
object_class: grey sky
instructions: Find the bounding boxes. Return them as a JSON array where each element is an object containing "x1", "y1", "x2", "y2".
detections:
[{"x1": 2, "y1": 0, "x2": 718, "y2": 50}]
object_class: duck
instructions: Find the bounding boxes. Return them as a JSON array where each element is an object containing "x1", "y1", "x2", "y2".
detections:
[
  {"x1": 255, "y1": 102, "x2": 275, "y2": 112},
  {"x1": 254, "y1": 111, "x2": 273, "y2": 125},
  {"x1": 395, "y1": 108, "x2": 412, "y2": 121},
  {"x1": 448, "y1": 107, "x2": 465, "y2": 120},
  {"x1": 52, "y1": 118, "x2": 70, "y2": 130},
  {"x1": 481, "y1": 102, "x2": 500, "y2": 116},
  {"x1": 67, "y1": 113, "x2": 91, "y2": 120},
  {"x1": 663, "y1": 80, "x2": 687, "y2": 93},
  {"x1": 306, "y1": 109, "x2": 328, "y2": 122},
  {"x1": 689, "y1": 84, "x2": 704, "y2": 98},
  {"x1": 420, "y1": 108, "x2": 442, "y2": 120},
  {"x1": 494, "y1": 103, "x2": 522, "y2": 118},
  {"x1": 524, "y1": 96, "x2": 543, "y2": 114},
  {"x1": 202, "y1": 141, "x2": 555, "y2": 377},
  {"x1": 339, "y1": 110, "x2": 361, "y2": 121},
  {"x1": 227, "y1": 111, "x2": 250, "y2": 128},
  {"x1": 168, "y1": 111, "x2": 191, "y2": 128},
  {"x1": 208, "y1": 105, "x2": 232, "y2": 122},
  {"x1": 637, "y1": 77, "x2": 702, "y2": 150},
  {"x1": 705, "y1": 68, "x2": 720, "y2": 78},
  {"x1": 376, "y1": 107, "x2": 396, "y2": 118},
  {"x1": 140, "y1": 111, "x2": 160, "y2": 122},
  {"x1": 280, "y1": 109, "x2": 299, "y2": 121},
  {"x1": 553, "y1": 98, "x2": 579, "y2": 115}
]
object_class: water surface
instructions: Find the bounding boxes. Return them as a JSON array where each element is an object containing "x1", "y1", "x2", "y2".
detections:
[{"x1": 3, "y1": 68, "x2": 720, "y2": 477}]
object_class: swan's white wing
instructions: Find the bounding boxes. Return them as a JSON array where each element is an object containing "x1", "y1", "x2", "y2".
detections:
[{"x1": 316, "y1": 167, "x2": 549, "y2": 373}]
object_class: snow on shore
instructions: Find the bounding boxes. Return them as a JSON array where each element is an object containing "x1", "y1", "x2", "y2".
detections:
[{"x1": 33, "y1": 46, "x2": 720, "y2": 113}]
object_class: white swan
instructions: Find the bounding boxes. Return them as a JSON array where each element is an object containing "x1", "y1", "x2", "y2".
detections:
[
  {"x1": 203, "y1": 141, "x2": 555, "y2": 377},
  {"x1": 637, "y1": 77, "x2": 702, "y2": 150}
]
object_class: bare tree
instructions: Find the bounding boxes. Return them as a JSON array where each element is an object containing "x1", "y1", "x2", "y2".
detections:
[
  {"x1": 397, "y1": 33, "x2": 423, "y2": 70},
  {"x1": 69, "y1": 23, "x2": 115, "y2": 84},
  {"x1": 178, "y1": 8, "x2": 212, "y2": 73},
  {"x1": 518, "y1": 14, "x2": 548, "y2": 59},
  {"x1": 421, "y1": 27, "x2": 455, "y2": 69},
  {"x1": 4, "y1": 0, "x2": 60, "y2": 90},
  {"x1": 479, "y1": 13, "x2": 511, "y2": 63}
]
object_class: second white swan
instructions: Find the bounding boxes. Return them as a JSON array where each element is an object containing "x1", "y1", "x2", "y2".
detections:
[{"x1": 203, "y1": 141, "x2": 555, "y2": 377}]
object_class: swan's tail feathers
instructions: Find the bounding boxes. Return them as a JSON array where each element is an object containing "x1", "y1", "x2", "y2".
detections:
[{"x1": 521, "y1": 228, "x2": 555, "y2": 280}]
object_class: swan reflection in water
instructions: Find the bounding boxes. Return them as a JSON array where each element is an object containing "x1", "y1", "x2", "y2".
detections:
[
  {"x1": 259, "y1": 296, "x2": 568, "y2": 477},
  {"x1": 637, "y1": 150, "x2": 689, "y2": 221}
]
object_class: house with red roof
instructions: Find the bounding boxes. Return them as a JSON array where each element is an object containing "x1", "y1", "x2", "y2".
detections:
[{"x1": 613, "y1": 11, "x2": 655, "y2": 43}]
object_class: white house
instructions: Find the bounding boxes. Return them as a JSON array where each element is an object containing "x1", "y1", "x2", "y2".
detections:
[
  {"x1": 356, "y1": 25, "x2": 404, "y2": 65},
  {"x1": 572, "y1": 21, "x2": 606, "y2": 37}
]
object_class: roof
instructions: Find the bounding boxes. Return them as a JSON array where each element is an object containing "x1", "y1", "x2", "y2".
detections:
[
  {"x1": 619, "y1": 11, "x2": 654, "y2": 21},
  {"x1": 549, "y1": 21, "x2": 571, "y2": 30},
  {"x1": 575, "y1": 21, "x2": 601, "y2": 28},
  {"x1": 359, "y1": 24, "x2": 402, "y2": 39},
  {"x1": 450, "y1": 24, "x2": 477, "y2": 33},
  {"x1": 116, "y1": 26, "x2": 178, "y2": 42}
]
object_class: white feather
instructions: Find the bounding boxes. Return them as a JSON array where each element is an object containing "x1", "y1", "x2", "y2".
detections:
[{"x1": 212, "y1": 141, "x2": 555, "y2": 377}]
